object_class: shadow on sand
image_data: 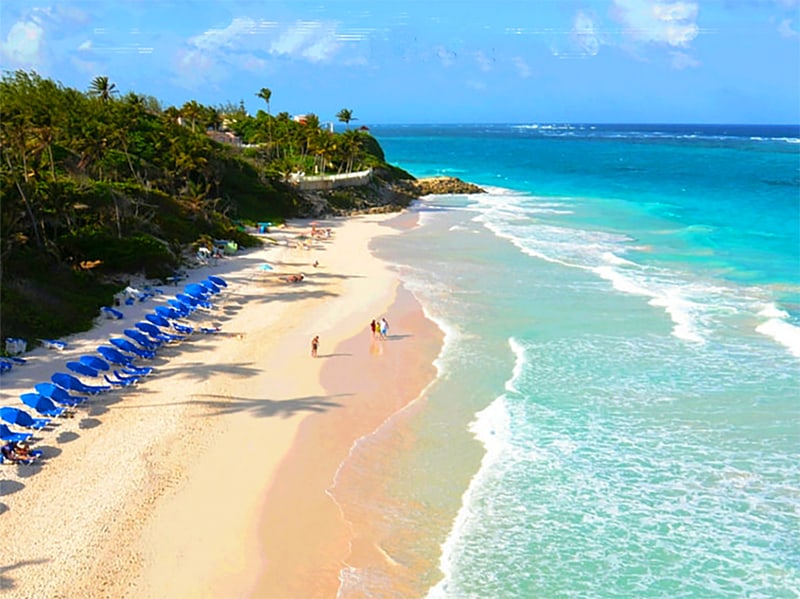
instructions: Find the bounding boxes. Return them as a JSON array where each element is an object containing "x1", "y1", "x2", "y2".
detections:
[{"x1": 0, "y1": 558, "x2": 50, "y2": 592}]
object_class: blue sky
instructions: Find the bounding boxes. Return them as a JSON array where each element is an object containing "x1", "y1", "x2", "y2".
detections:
[{"x1": 1, "y1": 0, "x2": 798, "y2": 124}]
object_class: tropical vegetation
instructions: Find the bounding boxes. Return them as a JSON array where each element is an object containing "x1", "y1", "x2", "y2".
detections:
[{"x1": 0, "y1": 70, "x2": 411, "y2": 345}]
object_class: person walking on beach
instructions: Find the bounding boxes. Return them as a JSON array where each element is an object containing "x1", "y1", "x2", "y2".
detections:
[
  {"x1": 311, "y1": 335, "x2": 319, "y2": 358},
  {"x1": 370, "y1": 319, "x2": 377, "y2": 336},
  {"x1": 380, "y1": 317, "x2": 389, "y2": 338}
]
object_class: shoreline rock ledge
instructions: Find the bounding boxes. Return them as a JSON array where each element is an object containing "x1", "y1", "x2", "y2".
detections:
[{"x1": 403, "y1": 176, "x2": 486, "y2": 196}]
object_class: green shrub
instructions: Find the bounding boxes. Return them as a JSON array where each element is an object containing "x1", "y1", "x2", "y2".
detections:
[{"x1": 58, "y1": 230, "x2": 177, "y2": 279}]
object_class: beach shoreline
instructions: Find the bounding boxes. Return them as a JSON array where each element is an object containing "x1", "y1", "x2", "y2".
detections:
[{"x1": 0, "y1": 208, "x2": 445, "y2": 599}]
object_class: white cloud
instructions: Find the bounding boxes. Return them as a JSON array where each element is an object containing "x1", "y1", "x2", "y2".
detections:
[
  {"x1": 78, "y1": 39, "x2": 92, "y2": 51},
  {"x1": 173, "y1": 17, "x2": 349, "y2": 89},
  {"x1": 513, "y1": 56, "x2": 532, "y2": 78},
  {"x1": 573, "y1": 10, "x2": 601, "y2": 56},
  {"x1": 270, "y1": 21, "x2": 340, "y2": 62},
  {"x1": 670, "y1": 50, "x2": 700, "y2": 68},
  {"x1": 778, "y1": 18, "x2": 798, "y2": 37},
  {"x1": 612, "y1": 0, "x2": 700, "y2": 47},
  {"x1": 435, "y1": 45, "x2": 456, "y2": 67},
  {"x1": 0, "y1": 19, "x2": 45, "y2": 67},
  {"x1": 190, "y1": 17, "x2": 261, "y2": 51},
  {"x1": 474, "y1": 50, "x2": 493, "y2": 72}
]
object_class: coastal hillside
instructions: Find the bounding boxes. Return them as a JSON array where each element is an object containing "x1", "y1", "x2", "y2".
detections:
[{"x1": 0, "y1": 71, "x2": 471, "y2": 344}]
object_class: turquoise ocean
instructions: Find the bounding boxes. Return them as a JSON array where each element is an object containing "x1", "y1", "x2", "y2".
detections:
[{"x1": 333, "y1": 124, "x2": 800, "y2": 598}]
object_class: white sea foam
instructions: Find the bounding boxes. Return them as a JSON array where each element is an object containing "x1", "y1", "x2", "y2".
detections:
[
  {"x1": 426, "y1": 339, "x2": 520, "y2": 599},
  {"x1": 756, "y1": 301, "x2": 790, "y2": 320},
  {"x1": 471, "y1": 189, "x2": 724, "y2": 344},
  {"x1": 756, "y1": 317, "x2": 800, "y2": 358},
  {"x1": 505, "y1": 337, "x2": 527, "y2": 394},
  {"x1": 602, "y1": 251, "x2": 638, "y2": 266}
]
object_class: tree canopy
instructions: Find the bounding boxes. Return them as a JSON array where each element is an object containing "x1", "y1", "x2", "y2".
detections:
[{"x1": 0, "y1": 70, "x2": 398, "y2": 343}]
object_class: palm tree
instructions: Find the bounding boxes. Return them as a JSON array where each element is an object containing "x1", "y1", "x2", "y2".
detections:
[
  {"x1": 336, "y1": 108, "x2": 355, "y2": 130},
  {"x1": 256, "y1": 87, "x2": 272, "y2": 113},
  {"x1": 257, "y1": 87, "x2": 273, "y2": 145},
  {"x1": 180, "y1": 100, "x2": 203, "y2": 132},
  {"x1": 88, "y1": 75, "x2": 118, "y2": 102}
]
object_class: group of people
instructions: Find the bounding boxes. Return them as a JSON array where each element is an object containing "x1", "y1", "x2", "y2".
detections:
[
  {"x1": 1, "y1": 440, "x2": 41, "y2": 465},
  {"x1": 370, "y1": 317, "x2": 389, "y2": 338}
]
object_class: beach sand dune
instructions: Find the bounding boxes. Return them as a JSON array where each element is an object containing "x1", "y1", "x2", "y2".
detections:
[{"x1": 0, "y1": 213, "x2": 442, "y2": 598}]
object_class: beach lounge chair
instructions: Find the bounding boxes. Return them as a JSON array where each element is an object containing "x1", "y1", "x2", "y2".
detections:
[
  {"x1": 21, "y1": 393, "x2": 69, "y2": 418},
  {"x1": 101, "y1": 306, "x2": 124, "y2": 320},
  {"x1": 0, "y1": 406, "x2": 50, "y2": 430},
  {"x1": 102, "y1": 373, "x2": 132, "y2": 387},
  {"x1": 124, "y1": 329, "x2": 162, "y2": 350},
  {"x1": 154, "y1": 305, "x2": 184, "y2": 321},
  {"x1": 104, "y1": 370, "x2": 140, "y2": 387},
  {"x1": 176, "y1": 293, "x2": 213, "y2": 310},
  {"x1": 171, "y1": 322, "x2": 194, "y2": 335},
  {"x1": 166, "y1": 299, "x2": 193, "y2": 316},
  {"x1": 207, "y1": 275, "x2": 227, "y2": 287},
  {"x1": 52, "y1": 372, "x2": 110, "y2": 394},
  {"x1": 0, "y1": 359, "x2": 13, "y2": 375},
  {"x1": 109, "y1": 337, "x2": 156, "y2": 359},
  {"x1": 136, "y1": 321, "x2": 183, "y2": 343},
  {"x1": 34, "y1": 383, "x2": 88, "y2": 407},
  {"x1": 151, "y1": 309, "x2": 193, "y2": 334},
  {"x1": 96, "y1": 346, "x2": 153, "y2": 375},
  {"x1": 40, "y1": 338, "x2": 68, "y2": 350},
  {"x1": 199, "y1": 280, "x2": 221, "y2": 294},
  {"x1": 133, "y1": 322, "x2": 172, "y2": 344},
  {"x1": 0, "y1": 423, "x2": 33, "y2": 444}
]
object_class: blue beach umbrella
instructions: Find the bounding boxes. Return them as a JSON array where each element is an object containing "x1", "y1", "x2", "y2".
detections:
[
  {"x1": 200, "y1": 280, "x2": 221, "y2": 294},
  {"x1": 155, "y1": 305, "x2": 182, "y2": 320},
  {"x1": 167, "y1": 299, "x2": 192, "y2": 316},
  {"x1": 184, "y1": 283, "x2": 210, "y2": 299},
  {"x1": 146, "y1": 313, "x2": 172, "y2": 327},
  {"x1": 207, "y1": 275, "x2": 227, "y2": 287},
  {"x1": 176, "y1": 293, "x2": 200, "y2": 306},
  {"x1": 79, "y1": 355, "x2": 110, "y2": 372},
  {"x1": 67, "y1": 361, "x2": 99, "y2": 377}
]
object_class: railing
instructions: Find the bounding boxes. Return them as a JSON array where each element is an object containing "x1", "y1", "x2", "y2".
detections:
[{"x1": 288, "y1": 168, "x2": 373, "y2": 191}]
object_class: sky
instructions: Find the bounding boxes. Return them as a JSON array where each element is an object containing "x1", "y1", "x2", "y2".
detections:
[{"x1": 1, "y1": 0, "x2": 798, "y2": 124}]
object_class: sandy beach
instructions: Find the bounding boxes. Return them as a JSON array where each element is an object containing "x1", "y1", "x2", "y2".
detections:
[{"x1": 0, "y1": 210, "x2": 443, "y2": 599}]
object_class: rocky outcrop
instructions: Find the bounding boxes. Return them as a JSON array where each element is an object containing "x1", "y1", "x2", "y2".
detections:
[
  {"x1": 406, "y1": 176, "x2": 486, "y2": 196},
  {"x1": 295, "y1": 175, "x2": 485, "y2": 218}
]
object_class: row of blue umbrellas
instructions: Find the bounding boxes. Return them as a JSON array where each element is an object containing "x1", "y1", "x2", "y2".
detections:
[{"x1": 1, "y1": 275, "x2": 229, "y2": 457}]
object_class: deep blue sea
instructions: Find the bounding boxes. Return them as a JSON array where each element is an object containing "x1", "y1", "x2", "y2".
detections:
[{"x1": 336, "y1": 124, "x2": 800, "y2": 598}]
